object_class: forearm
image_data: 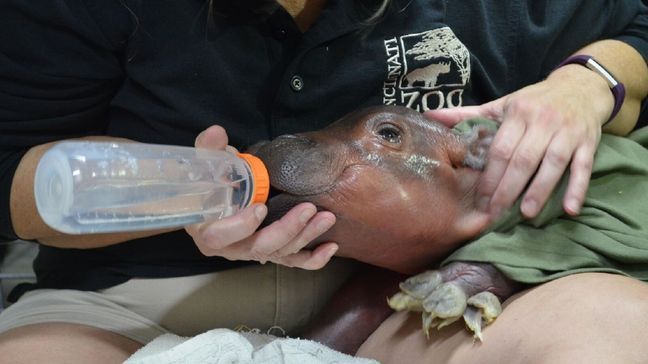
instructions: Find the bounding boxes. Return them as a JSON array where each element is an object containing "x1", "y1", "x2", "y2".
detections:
[
  {"x1": 561, "y1": 40, "x2": 648, "y2": 135},
  {"x1": 10, "y1": 137, "x2": 177, "y2": 248}
]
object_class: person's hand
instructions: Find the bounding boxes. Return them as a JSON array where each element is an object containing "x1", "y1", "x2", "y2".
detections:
[
  {"x1": 184, "y1": 125, "x2": 339, "y2": 270},
  {"x1": 424, "y1": 64, "x2": 614, "y2": 220}
]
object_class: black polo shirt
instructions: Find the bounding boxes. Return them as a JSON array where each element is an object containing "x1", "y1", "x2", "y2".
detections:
[{"x1": 1, "y1": 0, "x2": 647, "y2": 296}]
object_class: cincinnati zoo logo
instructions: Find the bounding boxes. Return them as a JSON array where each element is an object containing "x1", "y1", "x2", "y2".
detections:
[{"x1": 383, "y1": 27, "x2": 470, "y2": 111}]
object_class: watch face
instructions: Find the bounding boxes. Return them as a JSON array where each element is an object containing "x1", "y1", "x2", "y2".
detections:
[
  {"x1": 584, "y1": 58, "x2": 619, "y2": 88},
  {"x1": 558, "y1": 55, "x2": 625, "y2": 124}
]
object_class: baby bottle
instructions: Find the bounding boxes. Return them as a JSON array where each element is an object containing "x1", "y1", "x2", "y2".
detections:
[{"x1": 34, "y1": 141, "x2": 269, "y2": 234}]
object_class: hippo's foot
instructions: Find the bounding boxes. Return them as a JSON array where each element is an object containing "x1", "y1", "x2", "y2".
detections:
[{"x1": 387, "y1": 262, "x2": 521, "y2": 341}]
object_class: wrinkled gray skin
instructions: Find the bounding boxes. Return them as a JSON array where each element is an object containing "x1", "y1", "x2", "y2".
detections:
[{"x1": 252, "y1": 105, "x2": 521, "y2": 340}]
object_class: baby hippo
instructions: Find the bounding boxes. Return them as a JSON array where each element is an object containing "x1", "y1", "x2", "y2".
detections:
[{"x1": 253, "y1": 105, "x2": 520, "y2": 340}]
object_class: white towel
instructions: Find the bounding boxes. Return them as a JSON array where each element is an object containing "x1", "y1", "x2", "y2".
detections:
[{"x1": 124, "y1": 328, "x2": 379, "y2": 364}]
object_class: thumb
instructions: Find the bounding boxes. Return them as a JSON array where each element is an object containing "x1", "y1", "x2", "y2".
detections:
[
  {"x1": 195, "y1": 125, "x2": 229, "y2": 150},
  {"x1": 423, "y1": 99, "x2": 503, "y2": 127}
]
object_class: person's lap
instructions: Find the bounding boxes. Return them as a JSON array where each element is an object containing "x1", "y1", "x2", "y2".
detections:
[
  {"x1": 357, "y1": 273, "x2": 648, "y2": 364},
  {"x1": 0, "y1": 322, "x2": 141, "y2": 363},
  {"x1": 0, "y1": 258, "x2": 358, "y2": 363},
  {"x1": 2, "y1": 267, "x2": 647, "y2": 364}
]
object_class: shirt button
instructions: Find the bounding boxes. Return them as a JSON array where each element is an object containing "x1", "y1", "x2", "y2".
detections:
[
  {"x1": 274, "y1": 28, "x2": 288, "y2": 40},
  {"x1": 290, "y1": 75, "x2": 304, "y2": 91}
]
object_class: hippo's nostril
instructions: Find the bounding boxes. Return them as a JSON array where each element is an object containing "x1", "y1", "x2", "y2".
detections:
[{"x1": 256, "y1": 133, "x2": 334, "y2": 196}]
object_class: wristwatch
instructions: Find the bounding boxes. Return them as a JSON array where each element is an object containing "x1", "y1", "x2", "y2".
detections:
[{"x1": 557, "y1": 55, "x2": 626, "y2": 125}]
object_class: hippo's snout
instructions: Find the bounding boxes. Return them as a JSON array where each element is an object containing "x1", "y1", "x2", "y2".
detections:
[{"x1": 255, "y1": 134, "x2": 342, "y2": 197}]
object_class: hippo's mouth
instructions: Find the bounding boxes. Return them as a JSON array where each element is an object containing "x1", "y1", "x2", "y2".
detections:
[
  {"x1": 252, "y1": 133, "x2": 357, "y2": 225},
  {"x1": 262, "y1": 163, "x2": 366, "y2": 228},
  {"x1": 264, "y1": 181, "x2": 330, "y2": 224},
  {"x1": 262, "y1": 190, "x2": 310, "y2": 227}
]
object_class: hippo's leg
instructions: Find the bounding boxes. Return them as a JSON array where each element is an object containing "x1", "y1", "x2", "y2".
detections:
[{"x1": 387, "y1": 262, "x2": 521, "y2": 341}]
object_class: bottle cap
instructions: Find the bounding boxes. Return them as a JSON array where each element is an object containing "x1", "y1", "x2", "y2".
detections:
[{"x1": 237, "y1": 153, "x2": 270, "y2": 204}]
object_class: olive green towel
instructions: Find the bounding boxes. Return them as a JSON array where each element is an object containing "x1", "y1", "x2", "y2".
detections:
[{"x1": 443, "y1": 121, "x2": 648, "y2": 284}]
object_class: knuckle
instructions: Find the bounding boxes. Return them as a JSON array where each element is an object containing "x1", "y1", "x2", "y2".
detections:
[
  {"x1": 200, "y1": 232, "x2": 228, "y2": 251},
  {"x1": 196, "y1": 245, "x2": 212, "y2": 256},
  {"x1": 267, "y1": 250, "x2": 283, "y2": 261},
  {"x1": 196, "y1": 243, "x2": 219, "y2": 257},
  {"x1": 277, "y1": 258, "x2": 295, "y2": 268},
  {"x1": 221, "y1": 255, "x2": 238, "y2": 262},
  {"x1": 544, "y1": 148, "x2": 571, "y2": 167},
  {"x1": 249, "y1": 247, "x2": 269, "y2": 262},
  {"x1": 537, "y1": 106, "x2": 561, "y2": 121},
  {"x1": 292, "y1": 237, "x2": 309, "y2": 249},
  {"x1": 279, "y1": 244, "x2": 303, "y2": 258},
  {"x1": 303, "y1": 260, "x2": 322, "y2": 270},
  {"x1": 506, "y1": 98, "x2": 534, "y2": 116},
  {"x1": 273, "y1": 248, "x2": 290, "y2": 259},
  {"x1": 511, "y1": 149, "x2": 537, "y2": 169},
  {"x1": 573, "y1": 157, "x2": 593, "y2": 174},
  {"x1": 184, "y1": 225, "x2": 197, "y2": 236},
  {"x1": 285, "y1": 216, "x2": 309, "y2": 236},
  {"x1": 194, "y1": 224, "x2": 212, "y2": 241},
  {"x1": 270, "y1": 217, "x2": 302, "y2": 241},
  {"x1": 489, "y1": 142, "x2": 515, "y2": 161},
  {"x1": 215, "y1": 251, "x2": 242, "y2": 262}
]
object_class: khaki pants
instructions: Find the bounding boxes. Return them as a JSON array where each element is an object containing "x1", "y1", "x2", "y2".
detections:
[{"x1": 0, "y1": 259, "x2": 357, "y2": 344}]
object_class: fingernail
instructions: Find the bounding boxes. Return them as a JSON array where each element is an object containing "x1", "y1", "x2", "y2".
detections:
[
  {"x1": 477, "y1": 197, "x2": 490, "y2": 211},
  {"x1": 565, "y1": 198, "x2": 580, "y2": 215},
  {"x1": 254, "y1": 205, "x2": 267, "y2": 221},
  {"x1": 195, "y1": 131, "x2": 205, "y2": 147},
  {"x1": 328, "y1": 245, "x2": 338, "y2": 258},
  {"x1": 299, "y1": 208, "x2": 315, "y2": 224},
  {"x1": 521, "y1": 199, "x2": 537, "y2": 218},
  {"x1": 316, "y1": 217, "x2": 335, "y2": 233}
]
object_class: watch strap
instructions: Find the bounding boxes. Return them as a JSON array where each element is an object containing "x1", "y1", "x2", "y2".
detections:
[{"x1": 557, "y1": 55, "x2": 626, "y2": 125}]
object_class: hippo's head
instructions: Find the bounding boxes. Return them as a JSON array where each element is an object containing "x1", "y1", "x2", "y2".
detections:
[{"x1": 253, "y1": 105, "x2": 494, "y2": 274}]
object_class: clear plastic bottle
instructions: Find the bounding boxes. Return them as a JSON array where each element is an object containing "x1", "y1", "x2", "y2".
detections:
[{"x1": 34, "y1": 141, "x2": 269, "y2": 234}]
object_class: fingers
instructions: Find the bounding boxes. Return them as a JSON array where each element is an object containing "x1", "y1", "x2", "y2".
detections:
[
  {"x1": 563, "y1": 143, "x2": 596, "y2": 215},
  {"x1": 423, "y1": 100, "x2": 501, "y2": 127},
  {"x1": 273, "y1": 242, "x2": 339, "y2": 270},
  {"x1": 468, "y1": 67, "x2": 610, "y2": 219},
  {"x1": 519, "y1": 131, "x2": 577, "y2": 217},
  {"x1": 186, "y1": 202, "x2": 337, "y2": 269},
  {"x1": 243, "y1": 204, "x2": 335, "y2": 260},
  {"x1": 476, "y1": 114, "x2": 526, "y2": 212},
  {"x1": 423, "y1": 106, "x2": 483, "y2": 127},
  {"x1": 518, "y1": 132, "x2": 595, "y2": 219},
  {"x1": 185, "y1": 204, "x2": 267, "y2": 254},
  {"x1": 483, "y1": 110, "x2": 576, "y2": 218},
  {"x1": 189, "y1": 125, "x2": 337, "y2": 269},
  {"x1": 195, "y1": 125, "x2": 229, "y2": 149},
  {"x1": 484, "y1": 116, "x2": 597, "y2": 218}
]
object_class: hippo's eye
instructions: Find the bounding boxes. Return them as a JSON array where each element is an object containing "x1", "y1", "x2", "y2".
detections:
[{"x1": 376, "y1": 124, "x2": 402, "y2": 144}]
